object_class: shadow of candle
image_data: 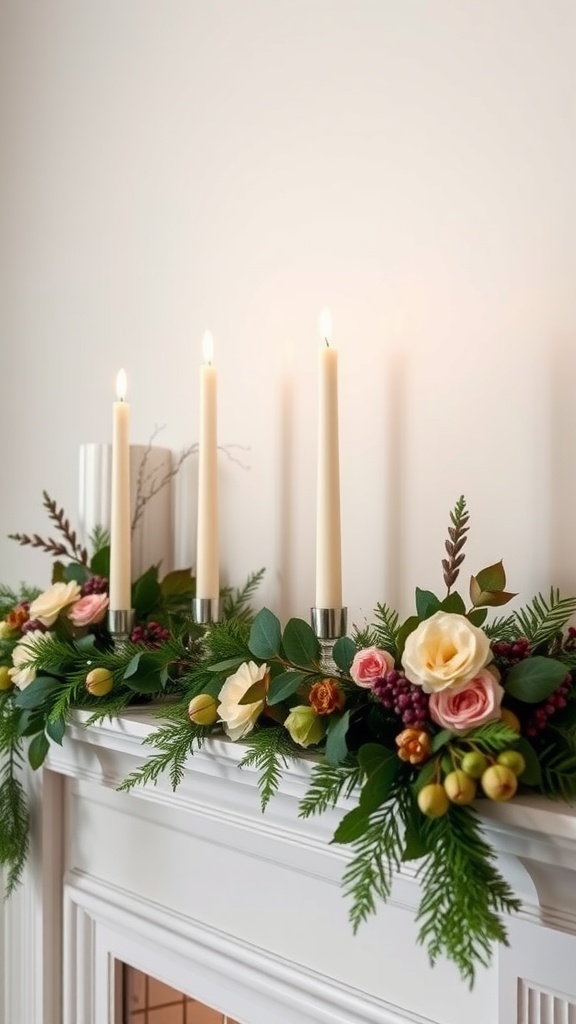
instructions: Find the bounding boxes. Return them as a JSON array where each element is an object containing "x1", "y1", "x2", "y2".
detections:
[{"x1": 276, "y1": 341, "x2": 295, "y2": 622}]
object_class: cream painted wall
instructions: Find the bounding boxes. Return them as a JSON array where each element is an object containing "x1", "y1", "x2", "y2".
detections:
[{"x1": 1, "y1": 0, "x2": 576, "y2": 630}]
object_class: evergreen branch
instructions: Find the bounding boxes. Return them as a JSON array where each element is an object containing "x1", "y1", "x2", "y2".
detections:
[
  {"x1": 220, "y1": 569, "x2": 266, "y2": 622},
  {"x1": 483, "y1": 615, "x2": 519, "y2": 642},
  {"x1": 0, "y1": 693, "x2": 30, "y2": 895},
  {"x1": 237, "y1": 726, "x2": 296, "y2": 810},
  {"x1": 88, "y1": 524, "x2": 110, "y2": 555},
  {"x1": 202, "y1": 618, "x2": 252, "y2": 663},
  {"x1": 417, "y1": 805, "x2": 521, "y2": 987},
  {"x1": 117, "y1": 715, "x2": 209, "y2": 793},
  {"x1": 461, "y1": 722, "x2": 520, "y2": 754},
  {"x1": 442, "y1": 496, "x2": 469, "y2": 594},
  {"x1": 538, "y1": 743, "x2": 576, "y2": 802},
  {"x1": 371, "y1": 604, "x2": 400, "y2": 655},
  {"x1": 299, "y1": 756, "x2": 362, "y2": 818},
  {"x1": 514, "y1": 590, "x2": 576, "y2": 648},
  {"x1": 340, "y1": 782, "x2": 407, "y2": 933}
]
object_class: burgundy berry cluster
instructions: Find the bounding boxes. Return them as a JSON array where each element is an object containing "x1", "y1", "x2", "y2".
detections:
[
  {"x1": 372, "y1": 669, "x2": 429, "y2": 728},
  {"x1": 130, "y1": 621, "x2": 170, "y2": 648}
]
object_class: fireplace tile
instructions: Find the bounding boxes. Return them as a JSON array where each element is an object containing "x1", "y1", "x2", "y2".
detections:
[
  {"x1": 148, "y1": 975, "x2": 186, "y2": 1007},
  {"x1": 185, "y1": 1000, "x2": 222, "y2": 1023},
  {"x1": 148, "y1": 1007, "x2": 186, "y2": 1024}
]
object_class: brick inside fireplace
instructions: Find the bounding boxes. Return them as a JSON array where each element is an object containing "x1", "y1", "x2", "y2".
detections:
[{"x1": 123, "y1": 966, "x2": 243, "y2": 1024}]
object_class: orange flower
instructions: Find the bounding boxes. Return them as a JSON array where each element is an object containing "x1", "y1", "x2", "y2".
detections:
[
  {"x1": 7, "y1": 604, "x2": 29, "y2": 632},
  {"x1": 395, "y1": 728, "x2": 431, "y2": 765},
  {"x1": 309, "y1": 679, "x2": 345, "y2": 716}
]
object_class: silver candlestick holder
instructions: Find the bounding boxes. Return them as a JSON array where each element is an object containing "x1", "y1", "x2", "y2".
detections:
[
  {"x1": 311, "y1": 606, "x2": 348, "y2": 674},
  {"x1": 192, "y1": 597, "x2": 220, "y2": 626},
  {"x1": 108, "y1": 609, "x2": 135, "y2": 649}
]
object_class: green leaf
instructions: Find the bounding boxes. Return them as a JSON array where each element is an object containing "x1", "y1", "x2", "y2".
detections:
[
  {"x1": 63, "y1": 563, "x2": 89, "y2": 584},
  {"x1": 123, "y1": 652, "x2": 143, "y2": 680},
  {"x1": 396, "y1": 615, "x2": 421, "y2": 661},
  {"x1": 238, "y1": 677, "x2": 269, "y2": 705},
  {"x1": 75, "y1": 634, "x2": 98, "y2": 654},
  {"x1": 267, "y1": 670, "x2": 308, "y2": 706},
  {"x1": 332, "y1": 636, "x2": 356, "y2": 674},
  {"x1": 90, "y1": 545, "x2": 110, "y2": 578},
  {"x1": 46, "y1": 717, "x2": 66, "y2": 746},
  {"x1": 412, "y1": 758, "x2": 438, "y2": 793},
  {"x1": 359, "y1": 756, "x2": 399, "y2": 814},
  {"x1": 281, "y1": 618, "x2": 319, "y2": 667},
  {"x1": 206, "y1": 656, "x2": 246, "y2": 673},
  {"x1": 475, "y1": 560, "x2": 506, "y2": 593},
  {"x1": 432, "y1": 729, "x2": 454, "y2": 752},
  {"x1": 440, "y1": 592, "x2": 466, "y2": 615},
  {"x1": 123, "y1": 652, "x2": 163, "y2": 693},
  {"x1": 504, "y1": 656, "x2": 568, "y2": 703},
  {"x1": 513, "y1": 736, "x2": 542, "y2": 786},
  {"x1": 160, "y1": 568, "x2": 194, "y2": 599},
  {"x1": 402, "y1": 820, "x2": 428, "y2": 861},
  {"x1": 332, "y1": 805, "x2": 371, "y2": 845},
  {"x1": 132, "y1": 568, "x2": 162, "y2": 616},
  {"x1": 358, "y1": 742, "x2": 395, "y2": 775},
  {"x1": 28, "y1": 732, "x2": 50, "y2": 770},
  {"x1": 325, "y1": 710, "x2": 351, "y2": 766},
  {"x1": 249, "y1": 608, "x2": 281, "y2": 659},
  {"x1": 415, "y1": 589, "x2": 441, "y2": 619},
  {"x1": 13, "y1": 676, "x2": 61, "y2": 710},
  {"x1": 467, "y1": 608, "x2": 488, "y2": 628}
]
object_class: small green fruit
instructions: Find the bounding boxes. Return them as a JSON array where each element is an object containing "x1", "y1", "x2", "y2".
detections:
[
  {"x1": 444, "y1": 769, "x2": 477, "y2": 805},
  {"x1": 481, "y1": 764, "x2": 518, "y2": 801},
  {"x1": 496, "y1": 750, "x2": 526, "y2": 777},
  {"x1": 460, "y1": 751, "x2": 489, "y2": 779},
  {"x1": 85, "y1": 667, "x2": 114, "y2": 697},
  {"x1": 0, "y1": 666, "x2": 13, "y2": 691},
  {"x1": 188, "y1": 693, "x2": 219, "y2": 726},
  {"x1": 417, "y1": 783, "x2": 450, "y2": 818}
]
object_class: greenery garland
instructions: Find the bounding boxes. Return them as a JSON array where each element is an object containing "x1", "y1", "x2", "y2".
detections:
[{"x1": 2, "y1": 494, "x2": 576, "y2": 986}]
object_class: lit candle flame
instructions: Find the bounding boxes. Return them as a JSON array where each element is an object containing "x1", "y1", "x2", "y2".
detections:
[
  {"x1": 116, "y1": 368, "x2": 127, "y2": 401},
  {"x1": 202, "y1": 330, "x2": 214, "y2": 365},
  {"x1": 318, "y1": 307, "x2": 332, "y2": 345}
]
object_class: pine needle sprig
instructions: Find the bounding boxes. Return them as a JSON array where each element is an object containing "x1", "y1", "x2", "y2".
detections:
[
  {"x1": 0, "y1": 694, "x2": 30, "y2": 895},
  {"x1": 203, "y1": 618, "x2": 252, "y2": 663},
  {"x1": 341, "y1": 782, "x2": 407, "y2": 934},
  {"x1": 220, "y1": 568, "x2": 266, "y2": 622},
  {"x1": 538, "y1": 743, "x2": 576, "y2": 802},
  {"x1": 442, "y1": 495, "x2": 469, "y2": 595},
  {"x1": 513, "y1": 589, "x2": 576, "y2": 648},
  {"x1": 299, "y1": 756, "x2": 362, "y2": 819},
  {"x1": 117, "y1": 716, "x2": 210, "y2": 793},
  {"x1": 9, "y1": 491, "x2": 89, "y2": 566},
  {"x1": 371, "y1": 604, "x2": 400, "y2": 655},
  {"x1": 237, "y1": 726, "x2": 297, "y2": 810},
  {"x1": 417, "y1": 805, "x2": 521, "y2": 987},
  {"x1": 483, "y1": 615, "x2": 519, "y2": 642}
]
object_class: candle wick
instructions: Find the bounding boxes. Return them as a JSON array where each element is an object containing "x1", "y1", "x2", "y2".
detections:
[{"x1": 324, "y1": 337, "x2": 329, "y2": 347}]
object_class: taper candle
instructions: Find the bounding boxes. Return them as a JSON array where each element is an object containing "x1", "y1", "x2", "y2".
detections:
[
  {"x1": 196, "y1": 331, "x2": 219, "y2": 600},
  {"x1": 109, "y1": 369, "x2": 132, "y2": 611},
  {"x1": 315, "y1": 308, "x2": 343, "y2": 609}
]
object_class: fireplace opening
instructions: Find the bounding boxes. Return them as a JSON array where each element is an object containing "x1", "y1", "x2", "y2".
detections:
[{"x1": 121, "y1": 965, "x2": 243, "y2": 1024}]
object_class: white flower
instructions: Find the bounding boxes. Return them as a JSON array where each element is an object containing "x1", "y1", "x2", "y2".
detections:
[
  {"x1": 401, "y1": 611, "x2": 491, "y2": 694},
  {"x1": 29, "y1": 581, "x2": 81, "y2": 627},
  {"x1": 217, "y1": 661, "x2": 268, "y2": 741},
  {"x1": 9, "y1": 630, "x2": 51, "y2": 689}
]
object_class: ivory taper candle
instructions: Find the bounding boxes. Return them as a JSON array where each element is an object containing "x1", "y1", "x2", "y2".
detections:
[
  {"x1": 109, "y1": 369, "x2": 132, "y2": 611},
  {"x1": 196, "y1": 331, "x2": 219, "y2": 600},
  {"x1": 315, "y1": 308, "x2": 342, "y2": 609}
]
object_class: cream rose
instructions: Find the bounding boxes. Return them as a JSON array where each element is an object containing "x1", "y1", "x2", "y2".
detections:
[
  {"x1": 9, "y1": 630, "x2": 51, "y2": 689},
  {"x1": 350, "y1": 646, "x2": 395, "y2": 689},
  {"x1": 29, "y1": 581, "x2": 81, "y2": 627},
  {"x1": 429, "y1": 669, "x2": 504, "y2": 732},
  {"x1": 401, "y1": 612, "x2": 491, "y2": 693},
  {"x1": 217, "y1": 661, "x2": 267, "y2": 741}
]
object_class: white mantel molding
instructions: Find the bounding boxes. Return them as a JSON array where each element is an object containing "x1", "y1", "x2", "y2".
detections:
[{"x1": 4, "y1": 708, "x2": 576, "y2": 1024}]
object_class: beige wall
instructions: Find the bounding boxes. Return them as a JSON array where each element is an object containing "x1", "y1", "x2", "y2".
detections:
[{"x1": 1, "y1": 0, "x2": 575, "y2": 626}]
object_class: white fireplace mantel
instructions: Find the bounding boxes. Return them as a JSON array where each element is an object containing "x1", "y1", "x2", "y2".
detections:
[{"x1": 3, "y1": 709, "x2": 576, "y2": 1024}]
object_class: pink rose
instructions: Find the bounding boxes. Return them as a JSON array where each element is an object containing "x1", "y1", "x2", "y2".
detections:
[
  {"x1": 350, "y1": 646, "x2": 395, "y2": 689},
  {"x1": 68, "y1": 593, "x2": 109, "y2": 628},
  {"x1": 429, "y1": 668, "x2": 504, "y2": 733}
]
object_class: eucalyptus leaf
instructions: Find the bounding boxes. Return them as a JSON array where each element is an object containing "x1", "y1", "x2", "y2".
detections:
[
  {"x1": 504, "y1": 656, "x2": 568, "y2": 703},
  {"x1": 475, "y1": 560, "x2": 507, "y2": 593},
  {"x1": 90, "y1": 545, "x2": 110, "y2": 578},
  {"x1": 28, "y1": 732, "x2": 50, "y2": 770},
  {"x1": 415, "y1": 588, "x2": 441, "y2": 620},
  {"x1": 13, "y1": 676, "x2": 60, "y2": 710},
  {"x1": 358, "y1": 756, "x2": 398, "y2": 814},
  {"x1": 467, "y1": 608, "x2": 488, "y2": 627},
  {"x1": 249, "y1": 608, "x2": 281, "y2": 659},
  {"x1": 396, "y1": 615, "x2": 421, "y2": 662},
  {"x1": 358, "y1": 742, "x2": 395, "y2": 775},
  {"x1": 63, "y1": 563, "x2": 89, "y2": 585},
  {"x1": 512, "y1": 736, "x2": 542, "y2": 786},
  {"x1": 440, "y1": 592, "x2": 466, "y2": 615},
  {"x1": 267, "y1": 670, "x2": 308, "y2": 706},
  {"x1": 46, "y1": 716, "x2": 66, "y2": 746},
  {"x1": 332, "y1": 636, "x2": 356, "y2": 674},
  {"x1": 325, "y1": 710, "x2": 351, "y2": 766},
  {"x1": 281, "y1": 618, "x2": 319, "y2": 667},
  {"x1": 132, "y1": 569, "x2": 161, "y2": 616}
]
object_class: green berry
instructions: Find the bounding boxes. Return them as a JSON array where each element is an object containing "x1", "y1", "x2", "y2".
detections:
[
  {"x1": 496, "y1": 750, "x2": 526, "y2": 777},
  {"x1": 460, "y1": 751, "x2": 489, "y2": 779}
]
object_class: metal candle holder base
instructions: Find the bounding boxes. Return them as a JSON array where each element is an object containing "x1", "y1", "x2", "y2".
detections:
[
  {"x1": 311, "y1": 606, "x2": 348, "y2": 675},
  {"x1": 108, "y1": 609, "x2": 135, "y2": 649},
  {"x1": 192, "y1": 597, "x2": 220, "y2": 626}
]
